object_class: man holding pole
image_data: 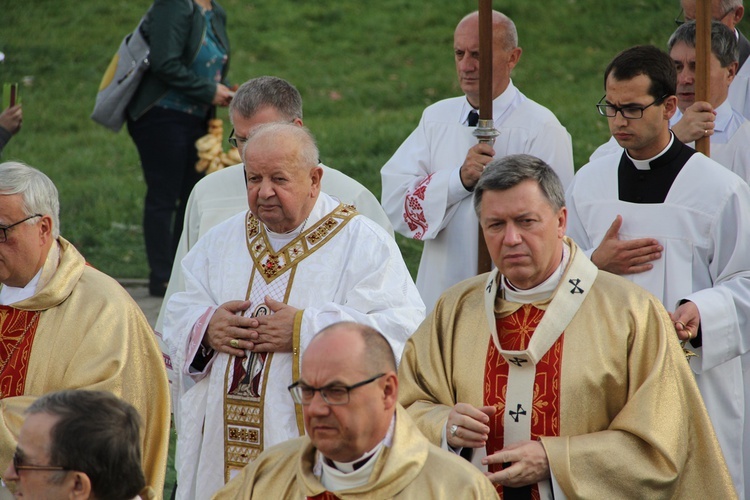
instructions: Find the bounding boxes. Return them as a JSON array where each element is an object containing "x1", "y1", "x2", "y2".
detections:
[
  {"x1": 680, "y1": 0, "x2": 750, "y2": 118},
  {"x1": 566, "y1": 44, "x2": 750, "y2": 496},
  {"x1": 380, "y1": 10, "x2": 574, "y2": 311}
]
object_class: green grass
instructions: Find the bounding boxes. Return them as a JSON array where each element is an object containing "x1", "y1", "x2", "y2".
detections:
[
  {"x1": 2, "y1": 2, "x2": 748, "y2": 494},
  {"x1": 4, "y1": 0, "x2": 741, "y2": 278}
]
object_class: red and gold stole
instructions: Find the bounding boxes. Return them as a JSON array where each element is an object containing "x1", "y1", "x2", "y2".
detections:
[
  {"x1": 484, "y1": 304, "x2": 563, "y2": 499},
  {"x1": 223, "y1": 204, "x2": 358, "y2": 482},
  {"x1": 0, "y1": 307, "x2": 40, "y2": 398}
]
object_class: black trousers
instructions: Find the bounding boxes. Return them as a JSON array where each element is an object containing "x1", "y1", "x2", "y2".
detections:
[{"x1": 127, "y1": 106, "x2": 207, "y2": 286}]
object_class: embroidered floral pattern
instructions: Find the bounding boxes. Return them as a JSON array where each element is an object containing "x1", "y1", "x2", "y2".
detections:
[{"x1": 403, "y1": 174, "x2": 433, "y2": 240}]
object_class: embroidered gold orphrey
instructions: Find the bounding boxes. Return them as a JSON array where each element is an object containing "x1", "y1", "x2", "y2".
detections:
[{"x1": 223, "y1": 203, "x2": 358, "y2": 481}]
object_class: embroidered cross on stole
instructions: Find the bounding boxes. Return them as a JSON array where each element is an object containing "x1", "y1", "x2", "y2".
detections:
[
  {"x1": 223, "y1": 204, "x2": 358, "y2": 482},
  {"x1": 480, "y1": 240, "x2": 598, "y2": 499},
  {"x1": 0, "y1": 307, "x2": 40, "y2": 398},
  {"x1": 484, "y1": 305, "x2": 562, "y2": 499}
]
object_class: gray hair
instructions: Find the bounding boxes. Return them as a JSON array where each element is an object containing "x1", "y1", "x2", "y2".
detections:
[
  {"x1": 243, "y1": 122, "x2": 319, "y2": 169},
  {"x1": 229, "y1": 76, "x2": 303, "y2": 122},
  {"x1": 459, "y1": 10, "x2": 518, "y2": 50},
  {"x1": 720, "y1": 0, "x2": 743, "y2": 12},
  {"x1": 0, "y1": 161, "x2": 60, "y2": 237},
  {"x1": 668, "y1": 20, "x2": 739, "y2": 67},
  {"x1": 473, "y1": 154, "x2": 565, "y2": 216}
]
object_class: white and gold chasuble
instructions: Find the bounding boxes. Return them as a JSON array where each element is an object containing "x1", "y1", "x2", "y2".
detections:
[
  {"x1": 165, "y1": 192, "x2": 425, "y2": 500},
  {"x1": 224, "y1": 204, "x2": 357, "y2": 479}
]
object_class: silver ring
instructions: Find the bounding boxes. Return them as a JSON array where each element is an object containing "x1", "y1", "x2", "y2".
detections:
[
  {"x1": 230, "y1": 339, "x2": 240, "y2": 349},
  {"x1": 449, "y1": 424, "x2": 459, "y2": 437}
]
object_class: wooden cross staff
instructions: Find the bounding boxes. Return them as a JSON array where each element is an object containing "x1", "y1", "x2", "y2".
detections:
[
  {"x1": 475, "y1": 0, "x2": 498, "y2": 275},
  {"x1": 695, "y1": 0, "x2": 711, "y2": 156}
]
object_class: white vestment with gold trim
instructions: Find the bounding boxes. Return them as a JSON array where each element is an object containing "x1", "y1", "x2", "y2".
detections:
[{"x1": 164, "y1": 192, "x2": 424, "y2": 500}]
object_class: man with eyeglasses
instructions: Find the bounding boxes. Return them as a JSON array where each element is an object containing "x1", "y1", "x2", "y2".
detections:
[
  {"x1": 164, "y1": 123, "x2": 423, "y2": 499},
  {"x1": 0, "y1": 162, "x2": 170, "y2": 495},
  {"x1": 3, "y1": 390, "x2": 151, "y2": 499},
  {"x1": 678, "y1": 0, "x2": 750, "y2": 119},
  {"x1": 214, "y1": 322, "x2": 498, "y2": 499},
  {"x1": 566, "y1": 44, "x2": 750, "y2": 497}
]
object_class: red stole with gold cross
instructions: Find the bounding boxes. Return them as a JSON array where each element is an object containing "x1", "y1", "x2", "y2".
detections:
[
  {"x1": 480, "y1": 240, "x2": 598, "y2": 499},
  {"x1": 222, "y1": 204, "x2": 358, "y2": 482},
  {"x1": 484, "y1": 305, "x2": 563, "y2": 499}
]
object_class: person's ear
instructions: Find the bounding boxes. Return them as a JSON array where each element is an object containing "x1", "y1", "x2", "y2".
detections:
[{"x1": 70, "y1": 471, "x2": 93, "y2": 499}]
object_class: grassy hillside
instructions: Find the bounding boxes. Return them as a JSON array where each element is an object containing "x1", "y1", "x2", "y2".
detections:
[{"x1": 2, "y1": 0, "x2": 732, "y2": 278}]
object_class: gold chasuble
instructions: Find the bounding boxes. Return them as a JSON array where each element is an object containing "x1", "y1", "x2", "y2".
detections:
[
  {"x1": 0, "y1": 238, "x2": 170, "y2": 492},
  {"x1": 223, "y1": 204, "x2": 357, "y2": 480},
  {"x1": 399, "y1": 238, "x2": 736, "y2": 499}
]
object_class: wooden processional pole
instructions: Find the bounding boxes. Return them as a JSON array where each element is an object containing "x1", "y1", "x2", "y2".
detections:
[
  {"x1": 475, "y1": 0, "x2": 499, "y2": 275},
  {"x1": 695, "y1": 0, "x2": 711, "y2": 156}
]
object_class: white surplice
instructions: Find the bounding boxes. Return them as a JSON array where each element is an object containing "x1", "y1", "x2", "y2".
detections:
[
  {"x1": 591, "y1": 101, "x2": 750, "y2": 184},
  {"x1": 566, "y1": 150, "x2": 750, "y2": 497},
  {"x1": 380, "y1": 81, "x2": 574, "y2": 311},
  {"x1": 164, "y1": 192, "x2": 424, "y2": 500}
]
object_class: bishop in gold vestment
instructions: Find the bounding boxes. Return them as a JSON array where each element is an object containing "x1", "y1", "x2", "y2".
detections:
[
  {"x1": 399, "y1": 238, "x2": 735, "y2": 498},
  {"x1": 399, "y1": 153, "x2": 735, "y2": 499},
  {"x1": 0, "y1": 238, "x2": 171, "y2": 492}
]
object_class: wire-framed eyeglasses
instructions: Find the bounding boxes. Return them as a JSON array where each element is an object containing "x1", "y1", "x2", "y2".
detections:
[
  {"x1": 288, "y1": 373, "x2": 385, "y2": 406},
  {"x1": 12, "y1": 450, "x2": 68, "y2": 473},
  {"x1": 596, "y1": 95, "x2": 668, "y2": 119},
  {"x1": 0, "y1": 214, "x2": 42, "y2": 243}
]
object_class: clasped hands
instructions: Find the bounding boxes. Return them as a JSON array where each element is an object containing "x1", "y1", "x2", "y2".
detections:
[
  {"x1": 445, "y1": 403, "x2": 550, "y2": 488},
  {"x1": 202, "y1": 296, "x2": 297, "y2": 356}
]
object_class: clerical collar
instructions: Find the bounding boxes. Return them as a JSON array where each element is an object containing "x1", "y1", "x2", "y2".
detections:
[
  {"x1": 0, "y1": 241, "x2": 60, "y2": 305},
  {"x1": 263, "y1": 197, "x2": 322, "y2": 252},
  {"x1": 502, "y1": 242, "x2": 570, "y2": 304},
  {"x1": 315, "y1": 415, "x2": 395, "y2": 490},
  {"x1": 626, "y1": 132, "x2": 675, "y2": 170}
]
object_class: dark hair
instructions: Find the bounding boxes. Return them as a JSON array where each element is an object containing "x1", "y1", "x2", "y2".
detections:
[
  {"x1": 26, "y1": 390, "x2": 146, "y2": 499},
  {"x1": 604, "y1": 45, "x2": 677, "y2": 99},
  {"x1": 229, "y1": 76, "x2": 303, "y2": 122},
  {"x1": 473, "y1": 154, "x2": 565, "y2": 216},
  {"x1": 668, "y1": 20, "x2": 739, "y2": 67}
]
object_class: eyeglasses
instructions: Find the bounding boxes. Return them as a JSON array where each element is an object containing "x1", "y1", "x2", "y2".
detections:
[
  {"x1": 227, "y1": 128, "x2": 247, "y2": 149},
  {"x1": 12, "y1": 450, "x2": 67, "y2": 473},
  {"x1": 675, "y1": 6, "x2": 737, "y2": 26},
  {"x1": 288, "y1": 373, "x2": 385, "y2": 406},
  {"x1": 596, "y1": 95, "x2": 668, "y2": 119},
  {"x1": 0, "y1": 214, "x2": 42, "y2": 243}
]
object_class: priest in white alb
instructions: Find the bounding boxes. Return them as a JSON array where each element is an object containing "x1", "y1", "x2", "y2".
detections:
[
  {"x1": 164, "y1": 123, "x2": 425, "y2": 499},
  {"x1": 399, "y1": 154, "x2": 735, "y2": 498}
]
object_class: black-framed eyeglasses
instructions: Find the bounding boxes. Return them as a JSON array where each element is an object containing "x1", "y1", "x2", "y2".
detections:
[
  {"x1": 288, "y1": 373, "x2": 385, "y2": 406},
  {"x1": 12, "y1": 450, "x2": 68, "y2": 473},
  {"x1": 0, "y1": 214, "x2": 42, "y2": 243},
  {"x1": 227, "y1": 128, "x2": 248, "y2": 149},
  {"x1": 596, "y1": 95, "x2": 668, "y2": 119}
]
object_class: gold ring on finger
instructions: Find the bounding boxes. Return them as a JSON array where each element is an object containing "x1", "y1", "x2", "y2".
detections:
[{"x1": 230, "y1": 339, "x2": 240, "y2": 349}]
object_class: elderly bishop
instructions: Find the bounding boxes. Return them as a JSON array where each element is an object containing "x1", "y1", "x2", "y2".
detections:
[
  {"x1": 398, "y1": 154, "x2": 735, "y2": 498},
  {"x1": 164, "y1": 123, "x2": 424, "y2": 499}
]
